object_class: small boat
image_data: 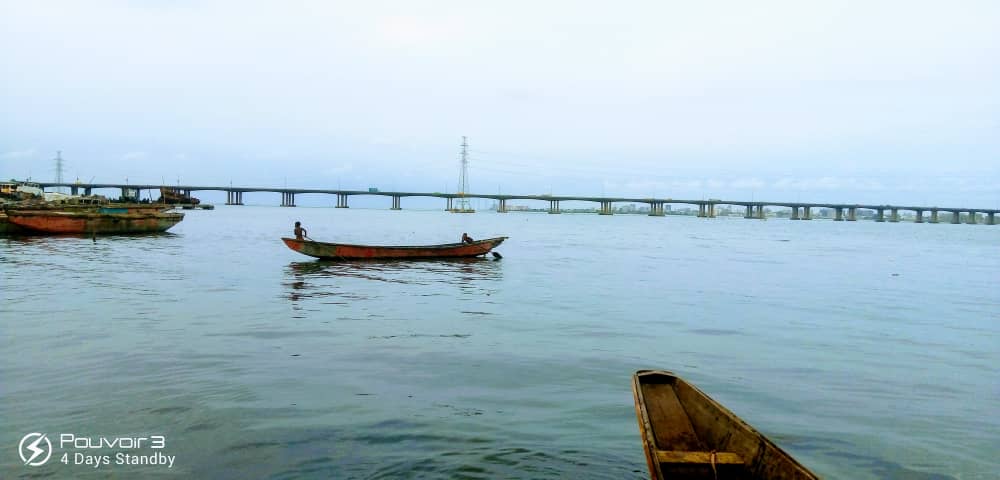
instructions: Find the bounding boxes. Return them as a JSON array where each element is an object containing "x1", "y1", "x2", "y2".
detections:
[
  {"x1": 632, "y1": 370, "x2": 819, "y2": 480},
  {"x1": 158, "y1": 187, "x2": 201, "y2": 205},
  {"x1": 0, "y1": 181, "x2": 43, "y2": 201},
  {"x1": 4, "y1": 208, "x2": 184, "y2": 234},
  {"x1": 282, "y1": 236, "x2": 507, "y2": 260}
]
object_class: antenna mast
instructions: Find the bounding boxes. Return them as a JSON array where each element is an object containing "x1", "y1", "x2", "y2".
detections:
[{"x1": 456, "y1": 136, "x2": 471, "y2": 212}]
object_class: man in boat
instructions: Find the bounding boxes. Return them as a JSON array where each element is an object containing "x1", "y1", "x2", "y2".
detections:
[
  {"x1": 294, "y1": 221, "x2": 308, "y2": 241},
  {"x1": 462, "y1": 232, "x2": 474, "y2": 244}
]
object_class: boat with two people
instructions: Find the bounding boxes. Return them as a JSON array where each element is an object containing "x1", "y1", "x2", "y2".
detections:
[{"x1": 282, "y1": 235, "x2": 507, "y2": 260}]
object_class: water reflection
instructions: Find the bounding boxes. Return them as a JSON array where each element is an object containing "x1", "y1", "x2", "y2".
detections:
[
  {"x1": 286, "y1": 258, "x2": 502, "y2": 282},
  {"x1": 282, "y1": 258, "x2": 503, "y2": 304}
]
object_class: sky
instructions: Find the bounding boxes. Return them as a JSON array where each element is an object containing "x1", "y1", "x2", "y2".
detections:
[{"x1": 2, "y1": 0, "x2": 999, "y2": 207}]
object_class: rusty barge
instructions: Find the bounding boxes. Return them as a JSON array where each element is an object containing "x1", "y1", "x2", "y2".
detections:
[
  {"x1": 4, "y1": 208, "x2": 184, "y2": 234},
  {"x1": 2, "y1": 196, "x2": 184, "y2": 235}
]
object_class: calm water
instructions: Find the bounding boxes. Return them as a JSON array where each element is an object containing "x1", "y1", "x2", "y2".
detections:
[{"x1": 2, "y1": 207, "x2": 997, "y2": 479}]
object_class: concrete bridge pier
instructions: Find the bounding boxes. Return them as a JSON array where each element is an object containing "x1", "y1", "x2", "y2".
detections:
[
  {"x1": 85, "y1": 187, "x2": 92, "y2": 196},
  {"x1": 335, "y1": 193, "x2": 348, "y2": 208},
  {"x1": 71, "y1": 186, "x2": 78, "y2": 195},
  {"x1": 599, "y1": 201, "x2": 613, "y2": 215},
  {"x1": 847, "y1": 207, "x2": 857, "y2": 221},
  {"x1": 549, "y1": 200, "x2": 561, "y2": 214},
  {"x1": 875, "y1": 208, "x2": 885, "y2": 222},
  {"x1": 802, "y1": 206, "x2": 812, "y2": 220},
  {"x1": 889, "y1": 208, "x2": 900, "y2": 222},
  {"x1": 446, "y1": 197, "x2": 453, "y2": 211},
  {"x1": 951, "y1": 211, "x2": 960, "y2": 224},
  {"x1": 744, "y1": 205, "x2": 753, "y2": 218},
  {"x1": 790, "y1": 206, "x2": 800, "y2": 220},
  {"x1": 281, "y1": 192, "x2": 296, "y2": 207},
  {"x1": 756, "y1": 205, "x2": 766, "y2": 219},
  {"x1": 915, "y1": 210, "x2": 923, "y2": 223},
  {"x1": 966, "y1": 211, "x2": 977, "y2": 224},
  {"x1": 707, "y1": 203, "x2": 716, "y2": 218},
  {"x1": 834, "y1": 207, "x2": 844, "y2": 221},
  {"x1": 930, "y1": 210, "x2": 939, "y2": 223},
  {"x1": 226, "y1": 191, "x2": 244, "y2": 205},
  {"x1": 649, "y1": 202, "x2": 665, "y2": 216},
  {"x1": 988, "y1": 212, "x2": 995, "y2": 225},
  {"x1": 498, "y1": 199, "x2": 508, "y2": 213},
  {"x1": 697, "y1": 204, "x2": 707, "y2": 217},
  {"x1": 390, "y1": 195, "x2": 401, "y2": 210}
]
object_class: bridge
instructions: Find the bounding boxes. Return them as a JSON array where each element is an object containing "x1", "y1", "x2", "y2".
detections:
[{"x1": 36, "y1": 182, "x2": 999, "y2": 225}]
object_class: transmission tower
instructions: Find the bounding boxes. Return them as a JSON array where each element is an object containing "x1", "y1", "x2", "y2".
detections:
[
  {"x1": 54, "y1": 150, "x2": 65, "y2": 193},
  {"x1": 456, "y1": 136, "x2": 472, "y2": 212}
]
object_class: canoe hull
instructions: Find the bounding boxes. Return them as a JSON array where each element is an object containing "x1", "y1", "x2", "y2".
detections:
[
  {"x1": 633, "y1": 370, "x2": 819, "y2": 480},
  {"x1": 5, "y1": 210, "x2": 184, "y2": 234},
  {"x1": 282, "y1": 236, "x2": 507, "y2": 260}
]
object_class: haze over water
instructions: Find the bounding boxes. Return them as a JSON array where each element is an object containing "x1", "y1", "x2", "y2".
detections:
[{"x1": 2, "y1": 207, "x2": 997, "y2": 479}]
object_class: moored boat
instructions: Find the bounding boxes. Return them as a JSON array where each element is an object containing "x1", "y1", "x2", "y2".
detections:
[
  {"x1": 4, "y1": 208, "x2": 184, "y2": 234},
  {"x1": 282, "y1": 236, "x2": 507, "y2": 260},
  {"x1": 0, "y1": 180, "x2": 43, "y2": 201},
  {"x1": 159, "y1": 187, "x2": 201, "y2": 205},
  {"x1": 633, "y1": 370, "x2": 819, "y2": 480}
]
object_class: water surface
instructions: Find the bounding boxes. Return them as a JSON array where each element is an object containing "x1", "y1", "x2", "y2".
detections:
[{"x1": 2, "y1": 207, "x2": 997, "y2": 479}]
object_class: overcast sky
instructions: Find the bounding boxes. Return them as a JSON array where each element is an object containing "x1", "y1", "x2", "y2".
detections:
[{"x1": 2, "y1": 1, "x2": 998, "y2": 206}]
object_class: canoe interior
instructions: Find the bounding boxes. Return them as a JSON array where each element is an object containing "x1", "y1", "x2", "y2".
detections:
[{"x1": 633, "y1": 370, "x2": 819, "y2": 480}]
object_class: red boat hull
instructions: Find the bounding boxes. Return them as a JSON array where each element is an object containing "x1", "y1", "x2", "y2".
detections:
[
  {"x1": 6, "y1": 210, "x2": 184, "y2": 234},
  {"x1": 282, "y1": 236, "x2": 507, "y2": 259},
  {"x1": 0, "y1": 212, "x2": 28, "y2": 234}
]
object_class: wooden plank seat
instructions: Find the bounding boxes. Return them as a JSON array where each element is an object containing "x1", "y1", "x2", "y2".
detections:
[{"x1": 656, "y1": 451, "x2": 744, "y2": 465}]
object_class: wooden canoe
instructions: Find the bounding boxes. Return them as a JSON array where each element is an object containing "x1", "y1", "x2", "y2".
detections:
[
  {"x1": 633, "y1": 370, "x2": 819, "y2": 480},
  {"x1": 281, "y1": 236, "x2": 507, "y2": 260}
]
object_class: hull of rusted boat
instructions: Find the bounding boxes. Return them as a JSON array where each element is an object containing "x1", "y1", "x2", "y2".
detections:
[
  {"x1": 282, "y1": 236, "x2": 507, "y2": 259},
  {"x1": 633, "y1": 370, "x2": 819, "y2": 480},
  {"x1": 0, "y1": 212, "x2": 28, "y2": 234},
  {"x1": 5, "y1": 210, "x2": 184, "y2": 234}
]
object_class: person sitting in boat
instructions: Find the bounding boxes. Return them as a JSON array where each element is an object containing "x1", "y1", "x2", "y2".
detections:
[
  {"x1": 462, "y1": 232, "x2": 474, "y2": 244},
  {"x1": 294, "y1": 221, "x2": 308, "y2": 241}
]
